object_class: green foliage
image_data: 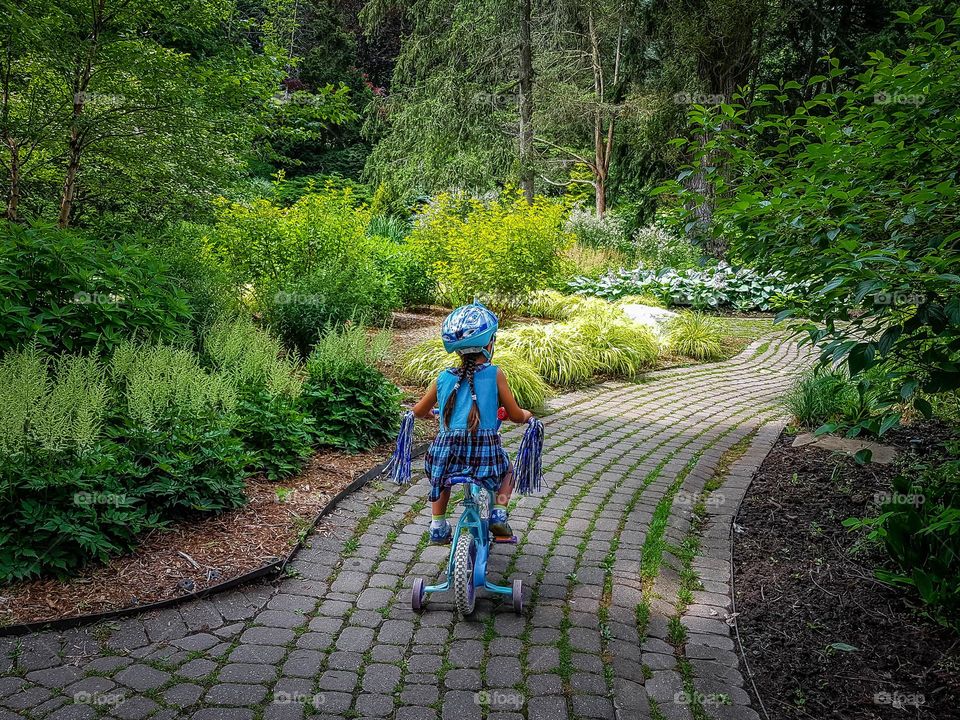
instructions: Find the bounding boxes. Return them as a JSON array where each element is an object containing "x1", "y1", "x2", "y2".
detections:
[
  {"x1": 516, "y1": 290, "x2": 583, "y2": 320},
  {"x1": 666, "y1": 312, "x2": 724, "y2": 361},
  {"x1": 565, "y1": 206, "x2": 632, "y2": 256},
  {"x1": 572, "y1": 314, "x2": 660, "y2": 378},
  {"x1": 203, "y1": 318, "x2": 303, "y2": 398},
  {"x1": 303, "y1": 363, "x2": 401, "y2": 452},
  {"x1": 409, "y1": 192, "x2": 572, "y2": 305},
  {"x1": 667, "y1": 9, "x2": 960, "y2": 425},
  {"x1": 303, "y1": 324, "x2": 400, "y2": 451},
  {"x1": 399, "y1": 338, "x2": 550, "y2": 409},
  {"x1": 0, "y1": 222, "x2": 193, "y2": 354},
  {"x1": 846, "y1": 451, "x2": 960, "y2": 621},
  {"x1": 0, "y1": 342, "x2": 248, "y2": 580},
  {"x1": 783, "y1": 370, "x2": 853, "y2": 429},
  {"x1": 631, "y1": 225, "x2": 702, "y2": 270},
  {"x1": 499, "y1": 324, "x2": 597, "y2": 386},
  {"x1": 233, "y1": 388, "x2": 314, "y2": 481}
]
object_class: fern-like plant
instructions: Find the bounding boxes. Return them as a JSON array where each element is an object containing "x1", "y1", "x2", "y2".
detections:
[{"x1": 666, "y1": 312, "x2": 725, "y2": 361}]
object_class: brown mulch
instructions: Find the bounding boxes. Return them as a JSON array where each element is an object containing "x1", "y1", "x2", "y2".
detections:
[
  {"x1": 0, "y1": 445, "x2": 395, "y2": 627},
  {"x1": 734, "y1": 422, "x2": 960, "y2": 720}
]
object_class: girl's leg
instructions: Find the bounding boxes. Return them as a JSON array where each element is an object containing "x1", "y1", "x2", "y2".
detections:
[
  {"x1": 495, "y1": 468, "x2": 514, "y2": 507},
  {"x1": 431, "y1": 488, "x2": 451, "y2": 520}
]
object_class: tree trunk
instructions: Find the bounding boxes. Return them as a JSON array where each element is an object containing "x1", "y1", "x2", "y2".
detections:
[
  {"x1": 594, "y1": 176, "x2": 606, "y2": 216},
  {"x1": 5, "y1": 140, "x2": 18, "y2": 221},
  {"x1": 58, "y1": 102, "x2": 85, "y2": 228},
  {"x1": 517, "y1": 0, "x2": 534, "y2": 204}
]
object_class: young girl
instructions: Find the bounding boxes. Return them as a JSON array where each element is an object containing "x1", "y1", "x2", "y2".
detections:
[{"x1": 412, "y1": 302, "x2": 534, "y2": 543}]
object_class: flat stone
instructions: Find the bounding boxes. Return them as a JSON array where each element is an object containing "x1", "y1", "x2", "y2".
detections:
[
  {"x1": 204, "y1": 683, "x2": 267, "y2": 706},
  {"x1": 115, "y1": 664, "x2": 170, "y2": 691}
]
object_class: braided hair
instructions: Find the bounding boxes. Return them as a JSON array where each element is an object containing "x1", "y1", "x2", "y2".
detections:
[{"x1": 441, "y1": 351, "x2": 484, "y2": 433}]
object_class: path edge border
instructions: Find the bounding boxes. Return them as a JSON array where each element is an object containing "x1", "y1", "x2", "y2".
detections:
[{"x1": 0, "y1": 444, "x2": 430, "y2": 638}]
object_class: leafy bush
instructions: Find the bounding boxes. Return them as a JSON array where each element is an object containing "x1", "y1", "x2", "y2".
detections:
[
  {"x1": 262, "y1": 264, "x2": 396, "y2": 355},
  {"x1": 666, "y1": 312, "x2": 724, "y2": 360},
  {"x1": 371, "y1": 241, "x2": 436, "y2": 308},
  {"x1": 565, "y1": 205, "x2": 632, "y2": 255},
  {"x1": 0, "y1": 344, "x2": 248, "y2": 580},
  {"x1": 631, "y1": 225, "x2": 701, "y2": 270},
  {"x1": 368, "y1": 214, "x2": 411, "y2": 243},
  {"x1": 410, "y1": 192, "x2": 571, "y2": 305},
  {"x1": 208, "y1": 189, "x2": 402, "y2": 346},
  {"x1": 399, "y1": 338, "x2": 550, "y2": 409},
  {"x1": 570, "y1": 262, "x2": 803, "y2": 311},
  {"x1": 846, "y1": 450, "x2": 960, "y2": 620},
  {"x1": 499, "y1": 324, "x2": 597, "y2": 386},
  {"x1": 303, "y1": 325, "x2": 400, "y2": 451},
  {"x1": 666, "y1": 9, "x2": 960, "y2": 420},
  {"x1": 517, "y1": 290, "x2": 582, "y2": 320},
  {"x1": 784, "y1": 369, "x2": 857, "y2": 429},
  {"x1": 203, "y1": 318, "x2": 312, "y2": 479},
  {"x1": 0, "y1": 222, "x2": 193, "y2": 355},
  {"x1": 783, "y1": 366, "x2": 900, "y2": 437}
]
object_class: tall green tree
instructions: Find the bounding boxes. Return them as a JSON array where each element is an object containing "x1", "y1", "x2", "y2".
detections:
[{"x1": 0, "y1": 0, "x2": 279, "y2": 228}]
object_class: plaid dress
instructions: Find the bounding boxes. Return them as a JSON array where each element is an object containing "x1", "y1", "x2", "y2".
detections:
[{"x1": 424, "y1": 363, "x2": 511, "y2": 501}]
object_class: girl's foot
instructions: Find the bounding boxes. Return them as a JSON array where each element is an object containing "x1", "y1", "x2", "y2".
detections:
[
  {"x1": 489, "y1": 507, "x2": 513, "y2": 539},
  {"x1": 429, "y1": 520, "x2": 451, "y2": 544}
]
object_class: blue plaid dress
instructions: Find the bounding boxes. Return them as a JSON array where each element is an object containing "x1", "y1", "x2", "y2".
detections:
[{"x1": 425, "y1": 363, "x2": 511, "y2": 501}]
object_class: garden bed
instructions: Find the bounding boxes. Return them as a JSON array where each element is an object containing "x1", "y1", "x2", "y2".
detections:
[
  {"x1": 733, "y1": 424, "x2": 960, "y2": 719},
  {"x1": 0, "y1": 445, "x2": 396, "y2": 628}
]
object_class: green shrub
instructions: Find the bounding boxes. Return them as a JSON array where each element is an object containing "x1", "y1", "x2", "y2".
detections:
[
  {"x1": 0, "y1": 222, "x2": 193, "y2": 355},
  {"x1": 145, "y1": 223, "x2": 242, "y2": 332},
  {"x1": 262, "y1": 264, "x2": 396, "y2": 354},
  {"x1": 203, "y1": 318, "x2": 312, "y2": 479},
  {"x1": 399, "y1": 338, "x2": 550, "y2": 409},
  {"x1": 0, "y1": 344, "x2": 248, "y2": 580},
  {"x1": 783, "y1": 369, "x2": 854, "y2": 429},
  {"x1": 499, "y1": 324, "x2": 596, "y2": 386},
  {"x1": 409, "y1": 192, "x2": 571, "y2": 305},
  {"x1": 302, "y1": 325, "x2": 401, "y2": 452},
  {"x1": 368, "y1": 214, "x2": 411, "y2": 243},
  {"x1": 559, "y1": 244, "x2": 630, "y2": 283},
  {"x1": 371, "y1": 241, "x2": 435, "y2": 308},
  {"x1": 631, "y1": 224, "x2": 701, "y2": 270},
  {"x1": 565, "y1": 206, "x2": 632, "y2": 256},
  {"x1": 303, "y1": 363, "x2": 401, "y2": 452},
  {"x1": 666, "y1": 312, "x2": 724, "y2": 361},
  {"x1": 517, "y1": 290, "x2": 582, "y2": 320},
  {"x1": 846, "y1": 450, "x2": 960, "y2": 620}
]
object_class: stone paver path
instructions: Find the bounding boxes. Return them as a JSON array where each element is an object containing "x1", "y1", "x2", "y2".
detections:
[{"x1": 1, "y1": 336, "x2": 812, "y2": 720}]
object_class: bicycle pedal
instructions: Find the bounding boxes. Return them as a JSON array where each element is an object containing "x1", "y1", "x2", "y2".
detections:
[{"x1": 492, "y1": 535, "x2": 518, "y2": 544}]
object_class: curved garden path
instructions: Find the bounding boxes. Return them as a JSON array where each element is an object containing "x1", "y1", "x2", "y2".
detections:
[{"x1": 1, "y1": 335, "x2": 813, "y2": 720}]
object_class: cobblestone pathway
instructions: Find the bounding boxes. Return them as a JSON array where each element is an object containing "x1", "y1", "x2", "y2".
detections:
[{"x1": 1, "y1": 336, "x2": 812, "y2": 720}]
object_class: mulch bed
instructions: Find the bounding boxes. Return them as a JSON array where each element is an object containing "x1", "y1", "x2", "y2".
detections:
[
  {"x1": 0, "y1": 445, "x2": 396, "y2": 627},
  {"x1": 734, "y1": 423, "x2": 960, "y2": 719}
]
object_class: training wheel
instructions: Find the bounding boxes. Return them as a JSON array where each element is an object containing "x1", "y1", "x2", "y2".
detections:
[
  {"x1": 512, "y1": 578, "x2": 523, "y2": 615},
  {"x1": 411, "y1": 577, "x2": 425, "y2": 612}
]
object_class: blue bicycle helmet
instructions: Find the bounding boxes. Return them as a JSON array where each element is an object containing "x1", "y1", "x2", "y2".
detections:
[{"x1": 441, "y1": 302, "x2": 499, "y2": 357}]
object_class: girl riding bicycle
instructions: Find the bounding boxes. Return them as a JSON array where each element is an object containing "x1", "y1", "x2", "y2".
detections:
[{"x1": 411, "y1": 302, "x2": 534, "y2": 543}]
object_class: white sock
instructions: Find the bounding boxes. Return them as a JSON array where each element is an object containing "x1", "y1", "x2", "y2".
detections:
[{"x1": 430, "y1": 517, "x2": 446, "y2": 530}]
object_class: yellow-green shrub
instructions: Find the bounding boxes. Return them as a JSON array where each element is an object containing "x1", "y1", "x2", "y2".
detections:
[
  {"x1": 666, "y1": 312, "x2": 725, "y2": 361},
  {"x1": 410, "y1": 192, "x2": 572, "y2": 305},
  {"x1": 573, "y1": 315, "x2": 660, "y2": 378}
]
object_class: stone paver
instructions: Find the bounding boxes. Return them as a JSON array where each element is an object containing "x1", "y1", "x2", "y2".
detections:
[{"x1": 0, "y1": 336, "x2": 809, "y2": 720}]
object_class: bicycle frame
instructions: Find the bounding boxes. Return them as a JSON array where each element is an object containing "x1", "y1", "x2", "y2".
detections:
[{"x1": 422, "y1": 481, "x2": 513, "y2": 598}]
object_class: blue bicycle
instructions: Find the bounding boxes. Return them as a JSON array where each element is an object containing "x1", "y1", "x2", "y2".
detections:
[{"x1": 411, "y1": 478, "x2": 522, "y2": 616}]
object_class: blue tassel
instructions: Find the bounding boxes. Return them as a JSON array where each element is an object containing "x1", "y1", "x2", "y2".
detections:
[
  {"x1": 514, "y1": 418, "x2": 545, "y2": 495},
  {"x1": 384, "y1": 411, "x2": 415, "y2": 485}
]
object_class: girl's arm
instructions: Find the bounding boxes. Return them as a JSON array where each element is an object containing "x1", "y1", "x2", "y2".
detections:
[
  {"x1": 496, "y1": 368, "x2": 533, "y2": 423},
  {"x1": 412, "y1": 380, "x2": 438, "y2": 419}
]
